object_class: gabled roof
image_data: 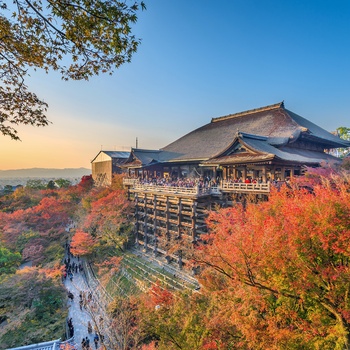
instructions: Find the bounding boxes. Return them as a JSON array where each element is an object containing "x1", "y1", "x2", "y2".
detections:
[
  {"x1": 203, "y1": 132, "x2": 339, "y2": 166},
  {"x1": 122, "y1": 148, "x2": 164, "y2": 168},
  {"x1": 103, "y1": 151, "x2": 130, "y2": 158},
  {"x1": 160, "y1": 102, "x2": 350, "y2": 162},
  {"x1": 132, "y1": 148, "x2": 162, "y2": 165},
  {"x1": 91, "y1": 150, "x2": 130, "y2": 163},
  {"x1": 122, "y1": 148, "x2": 186, "y2": 167}
]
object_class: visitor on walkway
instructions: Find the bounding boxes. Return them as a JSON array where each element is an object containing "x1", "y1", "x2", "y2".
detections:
[
  {"x1": 87, "y1": 321, "x2": 92, "y2": 334},
  {"x1": 93, "y1": 334, "x2": 99, "y2": 349}
]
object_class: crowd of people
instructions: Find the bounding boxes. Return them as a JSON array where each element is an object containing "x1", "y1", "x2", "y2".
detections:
[
  {"x1": 129, "y1": 175, "x2": 220, "y2": 188},
  {"x1": 223, "y1": 176, "x2": 286, "y2": 184},
  {"x1": 81, "y1": 334, "x2": 100, "y2": 350},
  {"x1": 63, "y1": 256, "x2": 83, "y2": 282},
  {"x1": 64, "y1": 241, "x2": 103, "y2": 350},
  {"x1": 128, "y1": 175, "x2": 286, "y2": 188}
]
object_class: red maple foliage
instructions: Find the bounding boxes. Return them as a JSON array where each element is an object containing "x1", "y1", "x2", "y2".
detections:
[
  {"x1": 22, "y1": 237, "x2": 47, "y2": 264},
  {"x1": 0, "y1": 195, "x2": 73, "y2": 252},
  {"x1": 82, "y1": 188, "x2": 131, "y2": 249},
  {"x1": 196, "y1": 173, "x2": 350, "y2": 349},
  {"x1": 70, "y1": 230, "x2": 97, "y2": 256},
  {"x1": 148, "y1": 282, "x2": 174, "y2": 308}
]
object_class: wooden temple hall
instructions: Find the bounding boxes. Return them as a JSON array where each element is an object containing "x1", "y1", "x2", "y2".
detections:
[{"x1": 118, "y1": 102, "x2": 349, "y2": 264}]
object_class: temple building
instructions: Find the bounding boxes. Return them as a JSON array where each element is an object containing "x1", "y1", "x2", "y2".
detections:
[
  {"x1": 91, "y1": 150, "x2": 129, "y2": 186},
  {"x1": 123, "y1": 102, "x2": 348, "y2": 182},
  {"x1": 119, "y1": 102, "x2": 349, "y2": 266}
]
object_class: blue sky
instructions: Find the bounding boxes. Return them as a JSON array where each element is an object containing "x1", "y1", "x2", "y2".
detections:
[{"x1": 1, "y1": 0, "x2": 349, "y2": 169}]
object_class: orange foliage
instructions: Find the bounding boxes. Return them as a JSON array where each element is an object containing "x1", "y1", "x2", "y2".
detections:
[
  {"x1": 1, "y1": 195, "x2": 73, "y2": 249},
  {"x1": 148, "y1": 282, "x2": 173, "y2": 308},
  {"x1": 84, "y1": 189, "x2": 130, "y2": 231},
  {"x1": 140, "y1": 341, "x2": 158, "y2": 350},
  {"x1": 70, "y1": 230, "x2": 97, "y2": 256},
  {"x1": 196, "y1": 174, "x2": 350, "y2": 348},
  {"x1": 96, "y1": 256, "x2": 122, "y2": 284},
  {"x1": 39, "y1": 266, "x2": 63, "y2": 279}
]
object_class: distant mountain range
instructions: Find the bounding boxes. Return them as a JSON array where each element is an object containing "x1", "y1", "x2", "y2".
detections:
[{"x1": 0, "y1": 167, "x2": 91, "y2": 178}]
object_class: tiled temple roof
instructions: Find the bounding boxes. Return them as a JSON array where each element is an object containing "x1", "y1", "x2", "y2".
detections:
[
  {"x1": 203, "y1": 132, "x2": 338, "y2": 166},
  {"x1": 120, "y1": 102, "x2": 349, "y2": 168},
  {"x1": 160, "y1": 102, "x2": 349, "y2": 162}
]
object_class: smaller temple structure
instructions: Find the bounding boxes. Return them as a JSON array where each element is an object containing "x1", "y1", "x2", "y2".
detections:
[{"x1": 91, "y1": 150, "x2": 129, "y2": 186}]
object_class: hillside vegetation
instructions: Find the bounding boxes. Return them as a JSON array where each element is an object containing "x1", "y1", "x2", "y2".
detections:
[{"x1": 1, "y1": 164, "x2": 350, "y2": 349}]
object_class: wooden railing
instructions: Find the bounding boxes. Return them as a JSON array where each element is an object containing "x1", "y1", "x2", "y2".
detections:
[
  {"x1": 123, "y1": 178, "x2": 140, "y2": 186},
  {"x1": 9, "y1": 339, "x2": 62, "y2": 350},
  {"x1": 130, "y1": 183, "x2": 214, "y2": 197},
  {"x1": 123, "y1": 179, "x2": 272, "y2": 195},
  {"x1": 220, "y1": 181, "x2": 270, "y2": 193}
]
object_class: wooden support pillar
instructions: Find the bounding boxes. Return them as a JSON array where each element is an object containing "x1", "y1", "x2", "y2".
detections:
[
  {"x1": 143, "y1": 194, "x2": 147, "y2": 248},
  {"x1": 166, "y1": 197, "x2": 170, "y2": 241},
  {"x1": 191, "y1": 201, "x2": 197, "y2": 242},
  {"x1": 281, "y1": 166, "x2": 286, "y2": 181},
  {"x1": 134, "y1": 194, "x2": 139, "y2": 244},
  {"x1": 262, "y1": 166, "x2": 267, "y2": 182},
  {"x1": 223, "y1": 167, "x2": 228, "y2": 180},
  {"x1": 153, "y1": 195, "x2": 157, "y2": 254},
  {"x1": 272, "y1": 167, "x2": 276, "y2": 180},
  {"x1": 289, "y1": 168, "x2": 293, "y2": 178},
  {"x1": 242, "y1": 166, "x2": 247, "y2": 181},
  {"x1": 177, "y1": 198, "x2": 182, "y2": 236}
]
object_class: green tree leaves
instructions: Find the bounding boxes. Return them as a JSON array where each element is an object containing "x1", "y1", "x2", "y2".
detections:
[
  {"x1": 0, "y1": 0, "x2": 145, "y2": 139},
  {"x1": 0, "y1": 245, "x2": 21, "y2": 276}
]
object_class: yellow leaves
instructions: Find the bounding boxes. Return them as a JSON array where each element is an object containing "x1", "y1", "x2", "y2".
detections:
[{"x1": 16, "y1": 265, "x2": 35, "y2": 275}]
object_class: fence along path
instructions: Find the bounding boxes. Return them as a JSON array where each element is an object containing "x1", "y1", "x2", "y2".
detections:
[
  {"x1": 64, "y1": 253, "x2": 118, "y2": 350},
  {"x1": 8, "y1": 339, "x2": 61, "y2": 350}
]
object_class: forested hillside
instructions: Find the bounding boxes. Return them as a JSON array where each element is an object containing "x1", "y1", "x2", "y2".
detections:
[{"x1": 1, "y1": 163, "x2": 350, "y2": 349}]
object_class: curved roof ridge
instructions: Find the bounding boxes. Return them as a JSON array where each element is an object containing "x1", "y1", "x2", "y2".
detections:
[
  {"x1": 239, "y1": 131, "x2": 268, "y2": 141},
  {"x1": 211, "y1": 101, "x2": 285, "y2": 123},
  {"x1": 131, "y1": 148, "x2": 160, "y2": 153}
]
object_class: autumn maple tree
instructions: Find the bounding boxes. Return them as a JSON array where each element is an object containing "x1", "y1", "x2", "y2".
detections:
[
  {"x1": 70, "y1": 230, "x2": 96, "y2": 256},
  {"x1": 195, "y1": 173, "x2": 350, "y2": 349},
  {"x1": 82, "y1": 187, "x2": 132, "y2": 250},
  {"x1": 0, "y1": 177, "x2": 98, "y2": 346},
  {"x1": 138, "y1": 284, "x2": 238, "y2": 350}
]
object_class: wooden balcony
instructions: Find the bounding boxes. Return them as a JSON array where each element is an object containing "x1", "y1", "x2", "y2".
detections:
[
  {"x1": 129, "y1": 183, "x2": 213, "y2": 198},
  {"x1": 123, "y1": 179, "x2": 272, "y2": 196},
  {"x1": 220, "y1": 181, "x2": 270, "y2": 193},
  {"x1": 123, "y1": 178, "x2": 140, "y2": 186}
]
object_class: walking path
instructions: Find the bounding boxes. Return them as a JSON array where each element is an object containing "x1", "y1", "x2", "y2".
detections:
[
  {"x1": 63, "y1": 251, "x2": 103, "y2": 350},
  {"x1": 62, "y1": 245, "x2": 200, "y2": 350}
]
